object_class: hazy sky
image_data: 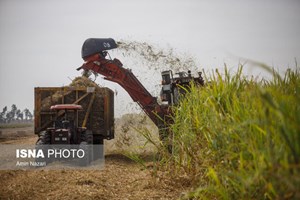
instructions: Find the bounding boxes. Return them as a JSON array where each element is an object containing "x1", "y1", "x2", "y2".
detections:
[{"x1": 0, "y1": 0, "x2": 299, "y2": 116}]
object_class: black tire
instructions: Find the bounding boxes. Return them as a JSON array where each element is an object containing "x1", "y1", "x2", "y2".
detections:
[
  {"x1": 92, "y1": 135, "x2": 104, "y2": 162},
  {"x1": 36, "y1": 131, "x2": 51, "y2": 145},
  {"x1": 79, "y1": 130, "x2": 93, "y2": 166},
  {"x1": 93, "y1": 135, "x2": 104, "y2": 145},
  {"x1": 35, "y1": 131, "x2": 52, "y2": 166},
  {"x1": 86, "y1": 130, "x2": 93, "y2": 144}
]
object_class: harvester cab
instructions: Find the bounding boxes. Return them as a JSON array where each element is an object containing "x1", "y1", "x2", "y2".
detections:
[{"x1": 160, "y1": 70, "x2": 204, "y2": 105}]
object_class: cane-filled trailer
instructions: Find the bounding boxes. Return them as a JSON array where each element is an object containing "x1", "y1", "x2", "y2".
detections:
[{"x1": 34, "y1": 84, "x2": 114, "y2": 146}]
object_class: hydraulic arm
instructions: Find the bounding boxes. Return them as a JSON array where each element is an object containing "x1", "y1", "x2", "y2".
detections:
[{"x1": 77, "y1": 39, "x2": 165, "y2": 126}]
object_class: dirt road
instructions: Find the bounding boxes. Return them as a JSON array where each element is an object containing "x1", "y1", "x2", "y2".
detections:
[{"x1": 0, "y1": 127, "x2": 187, "y2": 200}]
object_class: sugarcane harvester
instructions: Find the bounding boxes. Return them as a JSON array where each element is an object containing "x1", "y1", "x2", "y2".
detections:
[{"x1": 77, "y1": 38, "x2": 204, "y2": 141}]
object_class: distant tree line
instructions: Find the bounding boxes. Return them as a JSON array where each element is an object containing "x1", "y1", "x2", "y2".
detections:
[{"x1": 0, "y1": 104, "x2": 33, "y2": 123}]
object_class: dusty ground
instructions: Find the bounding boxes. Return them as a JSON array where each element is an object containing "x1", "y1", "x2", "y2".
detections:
[{"x1": 0, "y1": 122, "x2": 188, "y2": 200}]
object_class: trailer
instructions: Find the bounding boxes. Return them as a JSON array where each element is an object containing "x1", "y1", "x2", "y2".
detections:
[{"x1": 34, "y1": 85, "x2": 114, "y2": 145}]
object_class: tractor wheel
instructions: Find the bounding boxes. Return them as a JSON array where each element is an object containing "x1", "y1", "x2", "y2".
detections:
[
  {"x1": 35, "y1": 131, "x2": 52, "y2": 166},
  {"x1": 86, "y1": 130, "x2": 93, "y2": 144},
  {"x1": 80, "y1": 130, "x2": 93, "y2": 144},
  {"x1": 36, "y1": 131, "x2": 51, "y2": 145}
]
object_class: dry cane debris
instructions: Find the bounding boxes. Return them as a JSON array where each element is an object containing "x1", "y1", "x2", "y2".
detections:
[
  {"x1": 41, "y1": 76, "x2": 102, "y2": 111},
  {"x1": 117, "y1": 40, "x2": 199, "y2": 72}
]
